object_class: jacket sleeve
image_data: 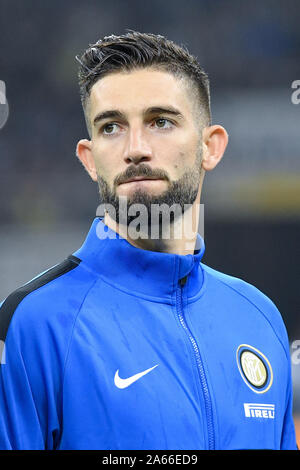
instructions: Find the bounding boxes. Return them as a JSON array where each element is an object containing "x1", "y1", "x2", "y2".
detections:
[
  {"x1": 0, "y1": 299, "x2": 61, "y2": 450},
  {"x1": 0, "y1": 327, "x2": 45, "y2": 449},
  {"x1": 276, "y1": 312, "x2": 298, "y2": 450},
  {"x1": 280, "y1": 344, "x2": 298, "y2": 450},
  {"x1": 280, "y1": 379, "x2": 298, "y2": 449}
]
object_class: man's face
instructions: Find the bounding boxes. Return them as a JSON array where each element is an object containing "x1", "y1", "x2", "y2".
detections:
[{"x1": 87, "y1": 67, "x2": 204, "y2": 225}]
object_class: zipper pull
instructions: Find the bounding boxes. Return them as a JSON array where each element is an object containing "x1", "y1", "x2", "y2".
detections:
[{"x1": 179, "y1": 275, "x2": 188, "y2": 287}]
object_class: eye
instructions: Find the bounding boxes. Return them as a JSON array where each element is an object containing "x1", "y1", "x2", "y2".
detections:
[
  {"x1": 101, "y1": 123, "x2": 120, "y2": 135},
  {"x1": 153, "y1": 118, "x2": 173, "y2": 129}
]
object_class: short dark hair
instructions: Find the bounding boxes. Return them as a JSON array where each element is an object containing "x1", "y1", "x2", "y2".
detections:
[{"x1": 76, "y1": 31, "x2": 211, "y2": 136}]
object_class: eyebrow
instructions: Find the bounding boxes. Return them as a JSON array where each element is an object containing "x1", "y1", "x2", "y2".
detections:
[{"x1": 93, "y1": 106, "x2": 184, "y2": 127}]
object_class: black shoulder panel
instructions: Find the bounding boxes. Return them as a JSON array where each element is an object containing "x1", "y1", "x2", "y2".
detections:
[{"x1": 0, "y1": 254, "x2": 81, "y2": 342}]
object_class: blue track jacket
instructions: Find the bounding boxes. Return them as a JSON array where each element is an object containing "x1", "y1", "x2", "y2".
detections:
[{"x1": 0, "y1": 217, "x2": 297, "y2": 450}]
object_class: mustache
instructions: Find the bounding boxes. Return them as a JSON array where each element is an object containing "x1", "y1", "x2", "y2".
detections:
[{"x1": 114, "y1": 164, "x2": 170, "y2": 187}]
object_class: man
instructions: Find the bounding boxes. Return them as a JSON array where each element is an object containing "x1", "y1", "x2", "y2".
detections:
[{"x1": 0, "y1": 32, "x2": 297, "y2": 450}]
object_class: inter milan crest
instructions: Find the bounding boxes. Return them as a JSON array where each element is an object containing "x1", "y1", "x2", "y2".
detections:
[{"x1": 236, "y1": 344, "x2": 273, "y2": 394}]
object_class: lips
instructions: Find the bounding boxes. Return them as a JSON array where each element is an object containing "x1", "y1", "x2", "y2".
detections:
[{"x1": 119, "y1": 177, "x2": 162, "y2": 184}]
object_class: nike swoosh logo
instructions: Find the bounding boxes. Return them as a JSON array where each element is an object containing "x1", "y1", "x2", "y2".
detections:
[{"x1": 114, "y1": 364, "x2": 159, "y2": 389}]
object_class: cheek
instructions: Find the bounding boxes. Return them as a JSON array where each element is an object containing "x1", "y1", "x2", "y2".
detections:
[
  {"x1": 92, "y1": 148, "x2": 114, "y2": 179},
  {"x1": 164, "y1": 152, "x2": 186, "y2": 180},
  {"x1": 92, "y1": 158, "x2": 113, "y2": 186},
  {"x1": 92, "y1": 139, "x2": 125, "y2": 178},
  {"x1": 172, "y1": 148, "x2": 195, "y2": 174}
]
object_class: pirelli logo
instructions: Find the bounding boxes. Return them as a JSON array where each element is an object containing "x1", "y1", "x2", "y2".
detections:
[{"x1": 244, "y1": 403, "x2": 275, "y2": 419}]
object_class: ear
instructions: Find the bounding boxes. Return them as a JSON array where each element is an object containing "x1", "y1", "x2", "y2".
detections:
[
  {"x1": 201, "y1": 125, "x2": 228, "y2": 171},
  {"x1": 76, "y1": 139, "x2": 98, "y2": 182}
]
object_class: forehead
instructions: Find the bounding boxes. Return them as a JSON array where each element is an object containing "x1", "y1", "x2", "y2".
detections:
[{"x1": 89, "y1": 68, "x2": 195, "y2": 118}]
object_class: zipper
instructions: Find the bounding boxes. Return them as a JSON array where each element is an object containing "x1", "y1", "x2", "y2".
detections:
[{"x1": 176, "y1": 275, "x2": 215, "y2": 450}]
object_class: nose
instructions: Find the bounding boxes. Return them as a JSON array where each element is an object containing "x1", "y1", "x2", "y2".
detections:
[{"x1": 123, "y1": 125, "x2": 153, "y2": 165}]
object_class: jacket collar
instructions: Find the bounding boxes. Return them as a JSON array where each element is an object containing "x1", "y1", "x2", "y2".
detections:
[{"x1": 73, "y1": 217, "x2": 205, "y2": 303}]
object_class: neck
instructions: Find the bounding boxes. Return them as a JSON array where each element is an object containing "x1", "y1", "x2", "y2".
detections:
[{"x1": 104, "y1": 193, "x2": 202, "y2": 256}]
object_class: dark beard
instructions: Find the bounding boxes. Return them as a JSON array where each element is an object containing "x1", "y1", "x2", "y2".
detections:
[{"x1": 97, "y1": 152, "x2": 202, "y2": 230}]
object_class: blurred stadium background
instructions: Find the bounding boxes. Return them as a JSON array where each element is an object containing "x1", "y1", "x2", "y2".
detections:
[{"x1": 1, "y1": 0, "x2": 300, "y2": 446}]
